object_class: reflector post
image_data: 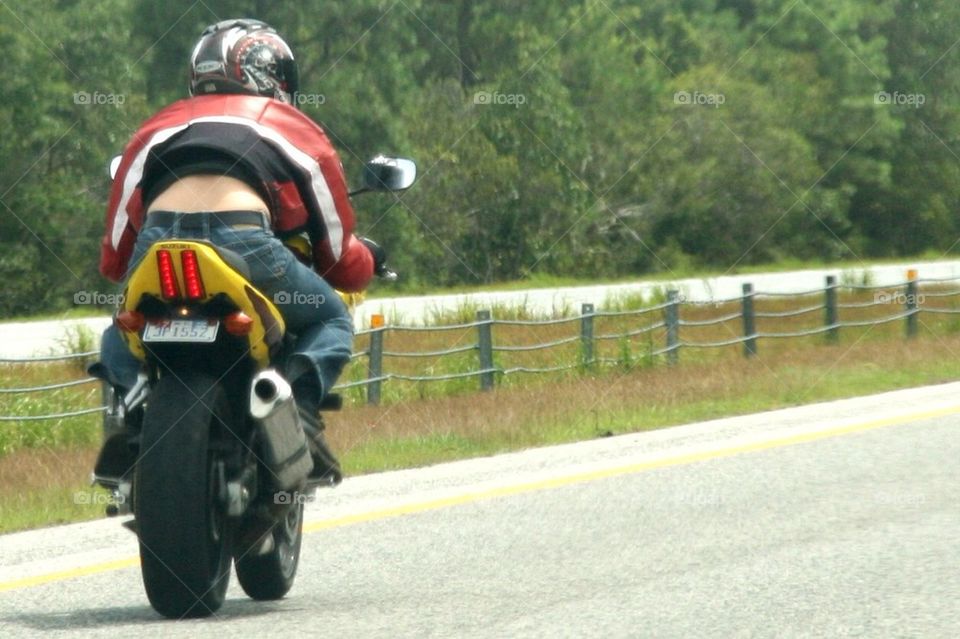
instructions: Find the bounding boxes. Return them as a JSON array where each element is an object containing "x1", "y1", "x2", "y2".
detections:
[
  {"x1": 157, "y1": 250, "x2": 179, "y2": 300},
  {"x1": 181, "y1": 250, "x2": 205, "y2": 300}
]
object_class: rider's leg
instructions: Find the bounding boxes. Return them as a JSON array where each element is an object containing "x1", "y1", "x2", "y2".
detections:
[
  {"x1": 212, "y1": 226, "x2": 353, "y2": 485},
  {"x1": 211, "y1": 226, "x2": 355, "y2": 396}
]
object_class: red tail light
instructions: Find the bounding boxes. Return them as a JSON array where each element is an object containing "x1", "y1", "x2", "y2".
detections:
[
  {"x1": 115, "y1": 310, "x2": 145, "y2": 333},
  {"x1": 180, "y1": 250, "x2": 205, "y2": 300},
  {"x1": 157, "y1": 250, "x2": 179, "y2": 300},
  {"x1": 224, "y1": 311, "x2": 254, "y2": 336}
]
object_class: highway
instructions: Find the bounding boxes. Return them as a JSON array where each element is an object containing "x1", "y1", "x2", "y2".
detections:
[{"x1": 0, "y1": 383, "x2": 958, "y2": 637}]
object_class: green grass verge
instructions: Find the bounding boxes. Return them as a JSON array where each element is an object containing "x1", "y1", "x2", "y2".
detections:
[
  {"x1": 0, "y1": 483, "x2": 112, "y2": 533},
  {"x1": 3, "y1": 339, "x2": 959, "y2": 534},
  {"x1": 342, "y1": 349, "x2": 960, "y2": 475},
  {"x1": 4, "y1": 281, "x2": 960, "y2": 532}
]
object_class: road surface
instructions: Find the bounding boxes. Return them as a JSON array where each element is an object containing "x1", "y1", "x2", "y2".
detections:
[{"x1": 0, "y1": 383, "x2": 958, "y2": 637}]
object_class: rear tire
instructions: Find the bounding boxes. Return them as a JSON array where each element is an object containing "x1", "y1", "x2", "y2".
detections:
[
  {"x1": 235, "y1": 500, "x2": 304, "y2": 600},
  {"x1": 136, "y1": 371, "x2": 232, "y2": 618}
]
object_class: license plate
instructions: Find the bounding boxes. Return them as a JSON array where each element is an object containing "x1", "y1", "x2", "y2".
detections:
[{"x1": 142, "y1": 320, "x2": 219, "y2": 343}]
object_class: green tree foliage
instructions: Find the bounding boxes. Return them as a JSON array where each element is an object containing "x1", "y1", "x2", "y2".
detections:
[{"x1": 0, "y1": 0, "x2": 957, "y2": 317}]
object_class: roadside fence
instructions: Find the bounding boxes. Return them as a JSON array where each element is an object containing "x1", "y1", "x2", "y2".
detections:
[{"x1": 2, "y1": 271, "x2": 958, "y2": 419}]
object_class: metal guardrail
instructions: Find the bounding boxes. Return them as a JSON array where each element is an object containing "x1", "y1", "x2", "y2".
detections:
[{"x1": 3, "y1": 273, "x2": 958, "y2": 418}]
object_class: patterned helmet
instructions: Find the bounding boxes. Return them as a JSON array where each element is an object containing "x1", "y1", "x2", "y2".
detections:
[{"x1": 189, "y1": 19, "x2": 299, "y2": 104}]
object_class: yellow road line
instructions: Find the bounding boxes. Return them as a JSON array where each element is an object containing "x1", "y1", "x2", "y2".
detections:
[
  {"x1": 2, "y1": 404, "x2": 957, "y2": 593},
  {"x1": 303, "y1": 403, "x2": 960, "y2": 530},
  {"x1": 0, "y1": 558, "x2": 139, "y2": 593}
]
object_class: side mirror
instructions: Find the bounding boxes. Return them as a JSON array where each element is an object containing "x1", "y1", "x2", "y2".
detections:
[
  {"x1": 361, "y1": 156, "x2": 417, "y2": 192},
  {"x1": 108, "y1": 154, "x2": 122, "y2": 180}
]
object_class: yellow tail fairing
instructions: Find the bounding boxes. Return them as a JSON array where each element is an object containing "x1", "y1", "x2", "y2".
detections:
[{"x1": 119, "y1": 240, "x2": 285, "y2": 368}]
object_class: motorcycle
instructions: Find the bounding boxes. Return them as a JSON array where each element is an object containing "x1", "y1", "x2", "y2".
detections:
[{"x1": 90, "y1": 155, "x2": 415, "y2": 618}]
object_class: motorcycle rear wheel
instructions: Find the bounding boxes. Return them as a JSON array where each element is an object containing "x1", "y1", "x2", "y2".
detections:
[
  {"x1": 235, "y1": 499, "x2": 304, "y2": 600},
  {"x1": 135, "y1": 371, "x2": 232, "y2": 618}
]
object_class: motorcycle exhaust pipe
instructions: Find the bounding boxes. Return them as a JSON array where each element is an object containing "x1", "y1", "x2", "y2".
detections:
[{"x1": 249, "y1": 370, "x2": 314, "y2": 491}]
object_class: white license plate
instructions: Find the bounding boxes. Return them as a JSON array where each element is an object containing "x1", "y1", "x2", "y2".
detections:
[{"x1": 142, "y1": 320, "x2": 220, "y2": 343}]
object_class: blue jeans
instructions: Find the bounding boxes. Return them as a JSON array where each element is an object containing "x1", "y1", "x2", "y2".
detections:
[{"x1": 100, "y1": 213, "x2": 353, "y2": 397}]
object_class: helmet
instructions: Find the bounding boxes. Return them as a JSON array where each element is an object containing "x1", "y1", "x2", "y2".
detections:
[{"x1": 189, "y1": 19, "x2": 299, "y2": 104}]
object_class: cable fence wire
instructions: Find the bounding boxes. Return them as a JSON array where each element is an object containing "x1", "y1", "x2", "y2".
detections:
[
  {"x1": 754, "y1": 304, "x2": 824, "y2": 319},
  {"x1": 595, "y1": 321, "x2": 666, "y2": 340},
  {"x1": 679, "y1": 312, "x2": 743, "y2": 327},
  {"x1": 0, "y1": 351, "x2": 98, "y2": 364},
  {"x1": 7, "y1": 275, "x2": 960, "y2": 416},
  {"x1": 837, "y1": 299, "x2": 890, "y2": 309},
  {"x1": 0, "y1": 377, "x2": 98, "y2": 394},
  {"x1": 754, "y1": 288, "x2": 826, "y2": 298}
]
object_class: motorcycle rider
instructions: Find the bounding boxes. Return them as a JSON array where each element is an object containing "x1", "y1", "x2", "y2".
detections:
[{"x1": 96, "y1": 18, "x2": 384, "y2": 485}]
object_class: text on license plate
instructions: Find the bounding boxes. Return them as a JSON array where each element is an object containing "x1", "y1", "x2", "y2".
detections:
[{"x1": 142, "y1": 320, "x2": 220, "y2": 343}]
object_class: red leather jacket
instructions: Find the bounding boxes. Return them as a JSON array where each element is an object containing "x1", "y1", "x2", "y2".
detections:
[{"x1": 100, "y1": 94, "x2": 374, "y2": 292}]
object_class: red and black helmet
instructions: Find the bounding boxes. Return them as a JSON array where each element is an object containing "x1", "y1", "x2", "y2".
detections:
[{"x1": 189, "y1": 19, "x2": 299, "y2": 104}]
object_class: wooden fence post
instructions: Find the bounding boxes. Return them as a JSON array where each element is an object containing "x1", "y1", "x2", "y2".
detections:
[
  {"x1": 665, "y1": 290, "x2": 680, "y2": 365},
  {"x1": 367, "y1": 314, "x2": 385, "y2": 406},
  {"x1": 742, "y1": 283, "x2": 757, "y2": 357},
  {"x1": 477, "y1": 310, "x2": 495, "y2": 391},
  {"x1": 905, "y1": 269, "x2": 919, "y2": 339},
  {"x1": 825, "y1": 275, "x2": 838, "y2": 343},
  {"x1": 580, "y1": 303, "x2": 595, "y2": 368}
]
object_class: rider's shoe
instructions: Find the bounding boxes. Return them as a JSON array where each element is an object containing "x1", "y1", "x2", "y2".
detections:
[
  {"x1": 292, "y1": 377, "x2": 342, "y2": 487},
  {"x1": 91, "y1": 379, "x2": 142, "y2": 481},
  {"x1": 299, "y1": 406, "x2": 342, "y2": 486}
]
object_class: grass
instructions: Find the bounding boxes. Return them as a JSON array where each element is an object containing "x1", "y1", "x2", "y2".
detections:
[
  {"x1": 3, "y1": 283, "x2": 960, "y2": 532},
  {"x1": 0, "y1": 446, "x2": 105, "y2": 532},
  {"x1": 332, "y1": 332, "x2": 960, "y2": 475},
  {"x1": 3, "y1": 306, "x2": 114, "y2": 323}
]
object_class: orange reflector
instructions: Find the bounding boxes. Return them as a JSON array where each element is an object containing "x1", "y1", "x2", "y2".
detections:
[
  {"x1": 907, "y1": 269, "x2": 918, "y2": 281},
  {"x1": 115, "y1": 310, "x2": 145, "y2": 333},
  {"x1": 157, "y1": 250, "x2": 179, "y2": 300},
  {"x1": 224, "y1": 311, "x2": 254, "y2": 336},
  {"x1": 370, "y1": 314, "x2": 385, "y2": 329},
  {"x1": 181, "y1": 250, "x2": 205, "y2": 300}
]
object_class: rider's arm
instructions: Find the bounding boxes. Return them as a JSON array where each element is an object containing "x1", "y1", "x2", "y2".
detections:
[
  {"x1": 100, "y1": 140, "x2": 148, "y2": 283},
  {"x1": 314, "y1": 234, "x2": 375, "y2": 293},
  {"x1": 100, "y1": 99, "x2": 193, "y2": 283},
  {"x1": 261, "y1": 101, "x2": 376, "y2": 291}
]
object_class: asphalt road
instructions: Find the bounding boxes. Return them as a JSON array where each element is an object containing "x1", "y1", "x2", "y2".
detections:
[{"x1": 1, "y1": 383, "x2": 958, "y2": 638}]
